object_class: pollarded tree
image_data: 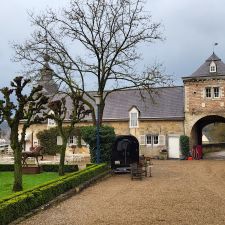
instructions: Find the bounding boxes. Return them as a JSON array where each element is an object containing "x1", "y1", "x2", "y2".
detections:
[
  {"x1": 0, "y1": 76, "x2": 48, "y2": 191},
  {"x1": 13, "y1": 0, "x2": 170, "y2": 125},
  {"x1": 47, "y1": 92, "x2": 91, "y2": 176}
]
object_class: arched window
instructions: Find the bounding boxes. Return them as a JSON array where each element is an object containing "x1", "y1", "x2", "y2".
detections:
[{"x1": 209, "y1": 61, "x2": 217, "y2": 73}]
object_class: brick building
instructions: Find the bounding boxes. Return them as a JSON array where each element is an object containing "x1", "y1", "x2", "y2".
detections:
[{"x1": 20, "y1": 53, "x2": 225, "y2": 158}]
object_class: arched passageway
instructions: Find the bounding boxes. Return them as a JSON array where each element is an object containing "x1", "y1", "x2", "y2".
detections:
[{"x1": 190, "y1": 115, "x2": 225, "y2": 155}]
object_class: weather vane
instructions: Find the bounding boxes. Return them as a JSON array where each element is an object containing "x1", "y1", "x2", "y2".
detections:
[{"x1": 213, "y1": 42, "x2": 218, "y2": 53}]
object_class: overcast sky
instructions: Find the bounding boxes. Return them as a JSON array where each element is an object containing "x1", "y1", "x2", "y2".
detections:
[{"x1": 1, "y1": 0, "x2": 225, "y2": 88}]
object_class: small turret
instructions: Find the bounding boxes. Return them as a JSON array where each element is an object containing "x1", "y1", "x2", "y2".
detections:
[{"x1": 37, "y1": 54, "x2": 58, "y2": 96}]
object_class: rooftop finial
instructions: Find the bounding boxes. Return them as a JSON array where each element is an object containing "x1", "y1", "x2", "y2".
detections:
[
  {"x1": 213, "y1": 42, "x2": 218, "y2": 53},
  {"x1": 43, "y1": 31, "x2": 50, "y2": 63}
]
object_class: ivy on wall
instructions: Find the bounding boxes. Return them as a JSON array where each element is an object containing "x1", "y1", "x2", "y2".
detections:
[{"x1": 36, "y1": 127, "x2": 81, "y2": 155}]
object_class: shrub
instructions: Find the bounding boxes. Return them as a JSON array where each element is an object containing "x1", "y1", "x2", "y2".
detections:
[
  {"x1": 0, "y1": 164, "x2": 14, "y2": 171},
  {"x1": 36, "y1": 127, "x2": 81, "y2": 155},
  {"x1": 41, "y1": 164, "x2": 78, "y2": 173},
  {"x1": 80, "y1": 126, "x2": 116, "y2": 163},
  {"x1": 180, "y1": 135, "x2": 190, "y2": 158},
  {"x1": 0, "y1": 164, "x2": 78, "y2": 173},
  {"x1": 0, "y1": 164, "x2": 109, "y2": 225}
]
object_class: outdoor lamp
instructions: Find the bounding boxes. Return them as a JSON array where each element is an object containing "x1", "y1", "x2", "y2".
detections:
[{"x1": 94, "y1": 94, "x2": 101, "y2": 164}]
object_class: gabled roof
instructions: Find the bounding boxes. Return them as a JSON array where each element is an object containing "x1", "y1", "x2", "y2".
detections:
[
  {"x1": 184, "y1": 53, "x2": 225, "y2": 79},
  {"x1": 57, "y1": 86, "x2": 184, "y2": 121},
  {"x1": 102, "y1": 87, "x2": 184, "y2": 120}
]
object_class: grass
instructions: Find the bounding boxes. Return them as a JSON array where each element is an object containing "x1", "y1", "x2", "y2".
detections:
[{"x1": 0, "y1": 172, "x2": 59, "y2": 199}]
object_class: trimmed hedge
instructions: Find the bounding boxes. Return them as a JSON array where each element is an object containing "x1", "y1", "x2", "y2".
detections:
[
  {"x1": 0, "y1": 164, "x2": 79, "y2": 173},
  {"x1": 41, "y1": 164, "x2": 78, "y2": 173},
  {"x1": 0, "y1": 164, "x2": 14, "y2": 171},
  {"x1": 0, "y1": 164, "x2": 109, "y2": 225}
]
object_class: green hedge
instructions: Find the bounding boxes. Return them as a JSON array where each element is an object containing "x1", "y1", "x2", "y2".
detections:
[
  {"x1": 0, "y1": 164, "x2": 78, "y2": 173},
  {"x1": 41, "y1": 164, "x2": 78, "y2": 173},
  {"x1": 0, "y1": 164, "x2": 109, "y2": 225},
  {"x1": 0, "y1": 164, "x2": 14, "y2": 171}
]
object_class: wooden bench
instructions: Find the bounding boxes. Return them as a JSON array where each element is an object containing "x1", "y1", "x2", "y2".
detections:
[{"x1": 22, "y1": 146, "x2": 44, "y2": 166}]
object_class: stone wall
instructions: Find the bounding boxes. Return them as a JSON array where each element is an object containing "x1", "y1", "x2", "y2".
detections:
[
  {"x1": 106, "y1": 120, "x2": 184, "y2": 157},
  {"x1": 184, "y1": 78, "x2": 225, "y2": 147},
  {"x1": 20, "y1": 119, "x2": 184, "y2": 157}
]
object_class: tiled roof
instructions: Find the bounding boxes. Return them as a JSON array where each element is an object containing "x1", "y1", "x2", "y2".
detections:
[
  {"x1": 60, "y1": 87, "x2": 184, "y2": 121},
  {"x1": 188, "y1": 53, "x2": 225, "y2": 78},
  {"x1": 102, "y1": 87, "x2": 184, "y2": 120}
]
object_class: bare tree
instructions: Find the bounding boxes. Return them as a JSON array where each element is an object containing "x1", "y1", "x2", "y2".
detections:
[
  {"x1": 13, "y1": 0, "x2": 169, "y2": 124},
  {"x1": 0, "y1": 76, "x2": 48, "y2": 191},
  {"x1": 47, "y1": 91, "x2": 91, "y2": 176}
]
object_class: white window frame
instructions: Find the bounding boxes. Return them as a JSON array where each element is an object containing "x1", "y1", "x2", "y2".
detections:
[
  {"x1": 205, "y1": 87, "x2": 211, "y2": 98},
  {"x1": 145, "y1": 134, "x2": 159, "y2": 147},
  {"x1": 47, "y1": 110, "x2": 56, "y2": 127},
  {"x1": 153, "y1": 135, "x2": 159, "y2": 145},
  {"x1": 68, "y1": 136, "x2": 77, "y2": 146},
  {"x1": 205, "y1": 87, "x2": 220, "y2": 99},
  {"x1": 209, "y1": 61, "x2": 217, "y2": 73},
  {"x1": 146, "y1": 135, "x2": 152, "y2": 145},
  {"x1": 48, "y1": 118, "x2": 56, "y2": 126},
  {"x1": 213, "y1": 87, "x2": 220, "y2": 98},
  {"x1": 129, "y1": 107, "x2": 139, "y2": 128}
]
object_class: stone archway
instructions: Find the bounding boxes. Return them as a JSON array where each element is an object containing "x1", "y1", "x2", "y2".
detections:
[{"x1": 190, "y1": 115, "x2": 225, "y2": 150}]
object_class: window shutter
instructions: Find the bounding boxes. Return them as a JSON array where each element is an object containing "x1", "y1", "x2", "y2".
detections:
[
  {"x1": 81, "y1": 139, "x2": 86, "y2": 146},
  {"x1": 57, "y1": 136, "x2": 63, "y2": 145},
  {"x1": 73, "y1": 136, "x2": 77, "y2": 145},
  {"x1": 139, "y1": 135, "x2": 146, "y2": 145},
  {"x1": 158, "y1": 135, "x2": 166, "y2": 146}
]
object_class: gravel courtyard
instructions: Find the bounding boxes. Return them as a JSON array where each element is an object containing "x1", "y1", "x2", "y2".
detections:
[{"x1": 19, "y1": 160, "x2": 225, "y2": 225}]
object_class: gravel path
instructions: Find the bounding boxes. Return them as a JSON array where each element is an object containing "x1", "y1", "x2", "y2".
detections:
[{"x1": 19, "y1": 160, "x2": 225, "y2": 225}]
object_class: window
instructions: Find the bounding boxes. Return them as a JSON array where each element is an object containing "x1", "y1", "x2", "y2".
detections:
[
  {"x1": 213, "y1": 87, "x2": 220, "y2": 98},
  {"x1": 153, "y1": 135, "x2": 159, "y2": 145},
  {"x1": 146, "y1": 135, "x2": 152, "y2": 145},
  {"x1": 69, "y1": 136, "x2": 77, "y2": 145},
  {"x1": 48, "y1": 118, "x2": 56, "y2": 126},
  {"x1": 145, "y1": 135, "x2": 159, "y2": 146},
  {"x1": 130, "y1": 112, "x2": 138, "y2": 127},
  {"x1": 205, "y1": 87, "x2": 211, "y2": 98},
  {"x1": 210, "y1": 66, "x2": 216, "y2": 72},
  {"x1": 129, "y1": 107, "x2": 139, "y2": 128},
  {"x1": 210, "y1": 61, "x2": 217, "y2": 73},
  {"x1": 205, "y1": 87, "x2": 220, "y2": 99}
]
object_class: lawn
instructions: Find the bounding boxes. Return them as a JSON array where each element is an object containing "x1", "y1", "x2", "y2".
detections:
[{"x1": 0, "y1": 172, "x2": 59, "y2": 199}]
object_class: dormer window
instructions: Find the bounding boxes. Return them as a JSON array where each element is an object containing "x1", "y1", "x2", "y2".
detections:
[
  {"x1": 129, "y1": 106, "x2": 139, "y2": 128},
  {"x1": 47, "y1": 110, "x2": 56, "y2": 127},
  {"x1": 209, "y1": 61, "x2": 216, "y2": 73},
  {"x1": 48, "y1": 118, "x2": 56, "y2": 126}
]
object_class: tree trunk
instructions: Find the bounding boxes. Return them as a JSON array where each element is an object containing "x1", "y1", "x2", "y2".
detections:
[
  {"x1": 98, "y1": 101, "x2": 105, "y2": 126},
  {"x1": 58, "y1": 141, "x2": 67, "y2": 176},
  {"x1": 13, "y1": 147, "x2": 23, "y2": 192}
]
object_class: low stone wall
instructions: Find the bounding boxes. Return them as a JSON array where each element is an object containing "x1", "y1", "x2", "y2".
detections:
[{"x1": 203, "y1": 143, "x2": 225, "y2": 154}]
